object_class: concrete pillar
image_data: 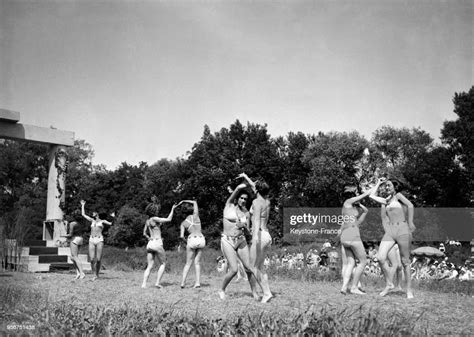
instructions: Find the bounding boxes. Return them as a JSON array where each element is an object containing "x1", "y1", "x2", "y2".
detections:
[{"x1": 44, "y1": 145, "x2": 68, "y2": 242}]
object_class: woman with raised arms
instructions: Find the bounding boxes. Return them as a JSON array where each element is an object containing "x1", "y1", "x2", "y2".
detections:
[
  {"x1": 80, "y1": 200, "x2": 113, "y2": 281},
  {"x1": 238, "y1": 173, "x2": 273, "y2": 303},
  {"x1": 339, "y1": 185, "x2": 373, "y2": 295},
  {"x1": 142, "y1": 199, "x2": 178, "y2": 288},
  {"x1": 218, "y1": 183, "x2": 261, "y2": 300},
  {"x1": 370, "y1": 178, "x2": 415, "y2": 299},
  {"x1": 179, "y1": 200, "x2": 206, "y2": 289}
]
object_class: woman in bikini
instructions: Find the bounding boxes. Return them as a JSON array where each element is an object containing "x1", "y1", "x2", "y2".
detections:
[
  {"x1": 381, "y1": 205, "x2": 404, "y2": 293},
  {"x1": 64, "y1": 220, "x2": 85, "y2": 280},
  {"x1": 238, "y1": 173, "x2": 273, "y2": 303},
  {"x1": 142, "y1": 200, "x2": 178, "y2": 288},
  {"x1": 339, "y1": 185, "x2": 372, "y2": 295},
  {"x1": 80, "y1": 200, "x2": 113, "y2": 280},
  {"x1": 218, "y1": 183, "x2": 260, "y2": 300},
  {"x1": 370, "y1": 178, "x2": 415, "y2": 298},
  {"x1": 179, "y1": 200, "x2": 206, "y2": 289}
]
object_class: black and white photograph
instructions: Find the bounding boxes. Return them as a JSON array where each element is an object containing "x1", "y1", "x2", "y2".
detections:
[{"x1": 1, "y1": 0, "x2": 472, "y2": 335}]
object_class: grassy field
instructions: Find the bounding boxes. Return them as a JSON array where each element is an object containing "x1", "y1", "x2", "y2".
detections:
[{"x1": 1, "y1": 247, "x2": 473, "y2": 335}]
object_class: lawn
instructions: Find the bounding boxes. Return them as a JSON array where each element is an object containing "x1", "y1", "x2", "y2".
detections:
[{"x1": 1, "y1": 267, "x2": 473, "y2": 335}]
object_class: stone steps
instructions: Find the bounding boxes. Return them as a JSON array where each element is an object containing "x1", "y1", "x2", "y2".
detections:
[{"x1": 5, "y1": 239, "x2": 91, "y2": 272}]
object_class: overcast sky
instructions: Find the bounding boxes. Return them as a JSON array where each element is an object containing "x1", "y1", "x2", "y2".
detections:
[{"x1": 1, "y1": 0, "x2": 471, "y2": 169}]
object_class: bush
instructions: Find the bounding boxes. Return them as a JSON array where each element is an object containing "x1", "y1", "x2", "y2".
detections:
[{"x1": 107, "y1": 205, "x2": 147, "y2": 248}]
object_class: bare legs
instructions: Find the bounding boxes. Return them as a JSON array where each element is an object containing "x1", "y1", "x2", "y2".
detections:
[
  {"x1": 396, "y1": 234, "x2": 413, "y2": 298},
  {"x1": 181, "y1": 248, "x2": 202, "y2": 288},
  {"x1": 70, "y1": 243, "x2": 85, "y2": 279},
  {"x1": 377, "y1": 239, "x2": 396, "y2": 295},
  {"x1": 250, "y1": 239, "x2": 273, "y2": 303},
  {"x1": 142, "y1": 248, "x2": 166, "y2": 288},
  {"x1": 378, "y1": 236, "x2": 413, "y2": 298},
  {"x1": 387, "y1": 246, "x2": 403, "y2": 291},
  {"x1": 340, "y1": 241, "x2": 367, "y2": 295},
  {"x1": 88, "y1": 241, "x2": 104, "y2": 280},
  {"x1": 219, "y1": 239, "x2": 260, "y2": 300}
]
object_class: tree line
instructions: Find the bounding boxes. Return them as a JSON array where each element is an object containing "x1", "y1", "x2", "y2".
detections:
[{"x1": 1, "y1": 87, "x2": 472, "y2": 249}]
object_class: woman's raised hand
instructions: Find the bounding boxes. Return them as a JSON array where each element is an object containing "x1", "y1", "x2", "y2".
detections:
[
  {"x1": 377, "y1": 177, "x2": 387, "y2": 185},
  {"x1": 236, "y1": 183, "x2": 247, "y2": 190},
  {"x1": 80, "y1": 200, "x2": 86, "y2": 205}
]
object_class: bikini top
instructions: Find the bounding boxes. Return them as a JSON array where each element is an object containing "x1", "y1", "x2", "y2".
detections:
[
  {"x1": 147, "y1": 218, "x2": 161, "y2": 229},
  {"x1": 184, "y1": 216, "x2": 201, "y2": 230},
  {"x1": 386, "y1": 198, "x2": 403, "y2": 210},
  {"x1": 224, "y1": 204, "x2": 247, "y2": 223},
  {"x1": 342, "y1": 204, "x2": 359, "y2": 218},
  {"x1": 386, "y1": 198, "x2": 407, "y2": 219},
  {"x1": 91, "y1": 221, "x2": 103, "y2": 229}
]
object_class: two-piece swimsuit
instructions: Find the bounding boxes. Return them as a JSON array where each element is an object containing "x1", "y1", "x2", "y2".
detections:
[
  {"x1": 67, "y1": 223, "x2": 83, "y2": 246},
  {"x1": 184, "y1": 217, "x2": 206, "y2": 249},
  {"x1": 146, "y1": 220, "x2": 163, "y2": 252},
  {"x1": 89, "y1": 221, "x2": 104, "y2": 245},
  {"x1": 221, "y1": 205, "x2": 247, "y2": 250},
  {"x1": 382, "y1": 199, "x2": 410, "y2": 242},
  {"x1": 251, "y1": 203, "x2": 272, "y2": 248},
  {"x1": 340, "y1": 207, "x2": 361, "y2": 246}
]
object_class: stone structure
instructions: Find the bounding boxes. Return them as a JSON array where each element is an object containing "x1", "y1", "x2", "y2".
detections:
[{"x1": 0, "y1": 108, "x2": 74, "y2": 244}]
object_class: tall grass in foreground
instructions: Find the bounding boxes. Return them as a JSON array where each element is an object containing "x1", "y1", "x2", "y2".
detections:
[{"x1": 1, "y1": 286, "x2": 426, "y2": 335}]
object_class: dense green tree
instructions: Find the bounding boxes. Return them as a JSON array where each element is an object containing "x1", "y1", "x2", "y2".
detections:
[
  {"x1": 107, "y1": 205, "x2": 147, "y2": 248},
  {"x1": 179, "y1": 120, "x2": 284, "y2": 247},
  {"x1": 303, "y1": 131, "x2": 370, "y2": 207},
  {"x1": 370, "y1": 126, "x2": 434, "y2": 204},
  {"x1": 441, "y1": 86, "x2": 474, "y2": 204},
  {"x1": 278, "y1": 132, "x2": 312, "y2": 207},
  {"x1": 0, "y1": 140, "x2": 49, "y2": 239},
  {"x1": 63, "y1": 139, "x2": 95, "y2": 220},
  {"x1": 371, "y1": 126, "x2": 433, "y2": 170}
]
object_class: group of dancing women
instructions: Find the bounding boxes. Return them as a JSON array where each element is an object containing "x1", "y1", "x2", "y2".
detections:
[
  {"x1": 65, "y1": 174, "x2": 414, "y2": 301},
  {"x1": 340, "y1": 177, "x2": 415, "y2": 299},
  {"x1": 65, "y1": 173, "x2": 273, "y2": 303}
]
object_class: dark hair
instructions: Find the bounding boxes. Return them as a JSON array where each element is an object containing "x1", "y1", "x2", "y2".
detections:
[
  {"x1": 341, "y1": 185, "x2": 359, "y2": 201},
  {"x1": 182, "y1": 203, "x2": 194, "y2": 216},
  {"x1": 391, "y1": 179, "x2": 403, "y2": 192},
  {"x1": 145, "y1": 201, "x2": 161, "y2": 217},
  {"x1": 382, "y1": 178, "x2": 404, "y2": 193},
  {"x1": 235, "y1": 190, "x2": 250, "y2": 206},
  {"x1": 256, "y1": 180, "x2": 270, "y2": 196}
]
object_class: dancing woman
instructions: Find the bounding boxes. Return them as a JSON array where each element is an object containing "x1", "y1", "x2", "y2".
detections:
[
  {"x1": 370, "y1": 178, "x2": 415, "y2": 298},
  {"x1": 142, "y1": 201, "x2": 178, "y2": 288},
  {"x1": 179, "y1": 200, "x2": 206, "y2": 288},
  {"x1": 80, "y1": 200, "x2": 113, "y2": 280},
  {"x1": 339, "y1": 185, "x2": 372, "y2": 295},
  {"x1": 381, "y1": 207, "x2": 404, "y2": 292},
  {"x1": 65, "y1": 221, "x2": 85, "y2": 280},
  {"x1": 238, "y1": 173, "x2": 273, "y2": 303},
  {"x1": 219, "y1": 183, "x2": 260, "y2": 300}
]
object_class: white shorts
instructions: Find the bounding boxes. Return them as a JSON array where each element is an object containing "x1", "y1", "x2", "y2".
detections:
[
  {"x1": 71, "y1": 236, "x2": 84, "y2": 246},
  {"x1": 89, "y1": 236, "x2": 104, "y2": 245},
  {"x1": 256, "y1": 230, "x2": 272, "y2": 249},
  {"x1": 146, "y1": 238, "x2": 163, "y2": 252},
  {"x1": 188, "y1": 234, "x2": 206, "y2": 249}
]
